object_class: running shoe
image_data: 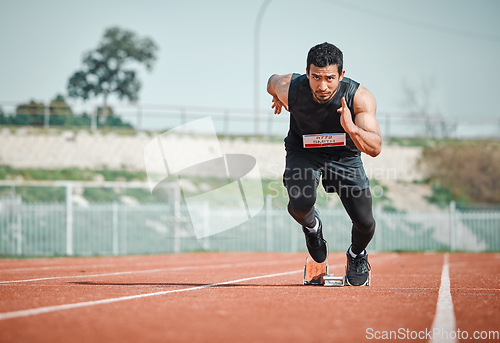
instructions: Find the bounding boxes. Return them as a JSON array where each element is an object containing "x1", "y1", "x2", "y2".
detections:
[
  {"x1": 302, "y1": 210, "x2": 328, "y2": 263},
  {"x1": 345, "y1": 247, "x2": 371, "y2": 286}
]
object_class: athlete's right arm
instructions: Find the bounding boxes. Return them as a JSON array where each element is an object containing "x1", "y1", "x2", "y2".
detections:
[{"x1": 267, "y1": 74, "x2": 293, "y2": 114}]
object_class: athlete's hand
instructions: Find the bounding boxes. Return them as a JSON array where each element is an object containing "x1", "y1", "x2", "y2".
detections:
[
  {"x1": 338, "y1": 97, "x2": 357, "y2": 133},
  {"x1": 271, "y1": 95, "x2": 287, "y2": 115}
]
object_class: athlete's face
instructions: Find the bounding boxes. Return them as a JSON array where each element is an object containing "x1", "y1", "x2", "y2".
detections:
[{"x1": 306, "y1": 64, "x2": 345, "y2": 103}]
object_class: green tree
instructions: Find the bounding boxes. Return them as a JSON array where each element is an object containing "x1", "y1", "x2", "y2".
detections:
[
  {"x1": 73, "y1": 113, "x2": 92, "y2": 127},
  {"x1": 15, "y1": 100, "x2": 45, "y2": 126},
  {"x1": 49, "y1": 94, "x2": 73, "y2": 126},
  {"x1": 67, "y1": 26, "x2": 158, "y2": 122}
]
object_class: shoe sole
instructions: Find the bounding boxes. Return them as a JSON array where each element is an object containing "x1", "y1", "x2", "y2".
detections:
[
  {"x1": 345, "y1": 277, "x2": 371, "y2": 286},
  {"x1": 308, "y1": 241, "x2": 328, "y2": 264},
  {"x1": 344, "y1": 266, "x2": 371, "y2": 286}
]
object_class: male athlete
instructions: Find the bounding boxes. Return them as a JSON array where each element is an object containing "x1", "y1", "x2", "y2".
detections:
[{"x1": 267, "y1": 42, "x2": 381, "y2": 286}]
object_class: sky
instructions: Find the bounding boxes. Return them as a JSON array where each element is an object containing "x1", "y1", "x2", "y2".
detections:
[{"x1": 1, "y1": 0, "x2": 499, "y2": 132}]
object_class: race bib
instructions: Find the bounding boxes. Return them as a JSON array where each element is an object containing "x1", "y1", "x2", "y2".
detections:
[{"x1": 303, "y1": 133, "x2": 346, "y2": 148}]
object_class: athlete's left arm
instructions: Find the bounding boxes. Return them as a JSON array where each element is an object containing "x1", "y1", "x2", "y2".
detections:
[{"x1": 337, "y1": 85, "x2": 382, "y2": 157}]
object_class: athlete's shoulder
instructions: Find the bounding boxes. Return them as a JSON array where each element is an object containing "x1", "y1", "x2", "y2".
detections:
[
  {"x1": 288, "y1": 73, "x2": 308, "y2": 106},
  {"x1": 341, "y1": 77, "x2": 360, "y2": 90},
  {"x1": 353, "y1": 84, "x2": 376, "y2": 109},
  {"x1": 339, "y1": 77, "x2": 360, "y2": 108},
  {"x1": 290, "y1": 73, "x2": 307, "y2": 86}
]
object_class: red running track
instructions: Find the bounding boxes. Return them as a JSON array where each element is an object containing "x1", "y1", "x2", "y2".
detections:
[{"x1": 0, "y1": 252, "x2": 499, "y2": 343}]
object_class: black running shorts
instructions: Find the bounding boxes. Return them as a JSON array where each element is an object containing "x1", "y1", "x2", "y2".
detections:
[{"x1": 283, "y1": 150, "x2": 370, "y2": 194}]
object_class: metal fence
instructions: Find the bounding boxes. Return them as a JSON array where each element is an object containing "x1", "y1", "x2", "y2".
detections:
[
  {"x1": 1, "y1": 101, "x2": 500, "y2": 139},
  {"x1": 1, "y1": 198, "x2": 499, "y2": 257}
]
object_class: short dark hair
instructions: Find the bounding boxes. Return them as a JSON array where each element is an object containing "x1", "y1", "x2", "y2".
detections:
[{"x1": 306, "y1": 42, "x2": 343, "y2": 74}]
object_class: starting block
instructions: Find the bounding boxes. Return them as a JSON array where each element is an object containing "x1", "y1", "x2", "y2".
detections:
[
  {"x1": 324, "y1": 274, "x2": 345, "y2": 287},
  {"x1": 303, "y1": 256, "x2": 328, "y2": 285},
  {"x1": 303, "y1": 256, "x2": 346, "y2": 287}
]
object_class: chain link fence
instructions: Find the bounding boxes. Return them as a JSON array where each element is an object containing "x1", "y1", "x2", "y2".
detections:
[
  {"x1": 1, "y1": 101, "x2": 500, "y2": 139},
  {"x1": 1, "y1": 192, "x2": 499, "y2": 257}
]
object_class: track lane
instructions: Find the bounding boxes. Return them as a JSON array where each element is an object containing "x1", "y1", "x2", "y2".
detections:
[
  {"x1": 0, "y1": 253, "x2": 304, "y2": 313},
  {"x1": 0, "y1": 252, "x2": 460, "y2": 343},
  {"x1": 449, "y1": 253, "x2": 500, "y2": 342},
  {"x1": 0, "y1": 252, "x2": 296, "y2": 282}
]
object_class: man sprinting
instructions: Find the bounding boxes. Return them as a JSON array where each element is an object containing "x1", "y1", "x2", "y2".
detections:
[{"x1": 267, "y1": 42, "x2": 381, "y2": 286}]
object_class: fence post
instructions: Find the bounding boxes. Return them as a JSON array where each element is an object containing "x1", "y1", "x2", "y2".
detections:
[
  {"x1": 91, "y1": 108, "x2": 97, "y2": 132},
  {"x1": 44, "y1": 105, "x2": 50, "y2": 129},
  {"x1": 202, "y1": 202, "x2": 210, "y2": 250},
  {"x1": 449, "y1": 201, "x2": 456, "y2": 252},
  {"x1": 265, "y1": 195, "x2": 273, "y2": 252},
  {"x1": 15, "y1": 209, "x2": 22, "y2": 256},
  {"x1": 112, "y1": 202, "x2": 119, "y2": 256},
  {"x1": 174, "y1": 183, "x2": 181, "y2": 253},
  {"x1": 65, "y1": 183, "x2": 74, "y2": 256}
]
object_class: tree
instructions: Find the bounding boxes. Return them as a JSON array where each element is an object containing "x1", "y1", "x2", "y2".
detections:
[
  {"x1": 67, "y1": 26, "x2": 158, "y2": 121},
  {"x1": 49, "y1": 94, "x2": 73, "y2": 126},
  {"x1": 15, "y1": 100, "x2": 45, "y2": 126},
  {"x1": 401, "y1": 77, "x2": 455, "y2": 138}
]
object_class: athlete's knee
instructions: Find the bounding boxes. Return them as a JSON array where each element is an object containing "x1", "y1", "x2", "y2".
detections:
[
  {"x1": 354, "y1": 215, "x2": 375, "y2": 234},
  {"x1": 287, "y1": 188, "x2": 316, "y2": 214},
  {"x1": 344, "y1": 188, "x2": 375, "y2": 233},
  {"x1": 288, "y1": 197, "x2": 316, "y2": 217},
  {"x1": 287, "y1": 202, "x2": 315, "y2": 227}
]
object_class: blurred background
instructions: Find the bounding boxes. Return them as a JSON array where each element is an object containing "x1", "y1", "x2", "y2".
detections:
[{"x1": 1, "y1": 0, "x2": 499, "y2": 257}]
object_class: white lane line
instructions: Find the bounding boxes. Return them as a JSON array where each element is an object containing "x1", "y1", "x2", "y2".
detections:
[
  {"x1": 0, "y1": 253, "x2": 397, "y2": 285},
  {"x1": 0, "y1": 262, "x2": 149, "y2": 273},
  {"x1": 0, "y1": 254, "x2": 393, "y2": 284},
  {"x1": 0, "y1": 253, "x2": 396, "y2": 274},
  {"x1": 0, "y1": 259, "x2": 298, "y2": 284},
  {"x1": 0, "y1": 269, "x2": 302, "y2": 321},
  {"x1": 0, "y1": 268, "x2": 171, "y2": 284},
  {"x1": 430, "y1": 253, "x2": 457, "y2": 343},
  {"x1": 0, "y1": 255, "x2": 290, "y2": 273}
]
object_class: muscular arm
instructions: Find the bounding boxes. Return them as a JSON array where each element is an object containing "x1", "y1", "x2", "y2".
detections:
[
  {"x1": 338, "y1": 85, "x2": 382, "y2": 157},
  {"x1": 267, "y1": 74, "x2": 293, "y2": 114}
]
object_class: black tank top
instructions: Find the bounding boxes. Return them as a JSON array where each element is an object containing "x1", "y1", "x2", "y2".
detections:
[{"x1": 285, "y1": 73, "x2": 360, "y2": 156}]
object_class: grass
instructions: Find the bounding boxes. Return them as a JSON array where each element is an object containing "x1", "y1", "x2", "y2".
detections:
[
  {"x1": 0, "y1": 165, "x2": 150, "y2": 203},
  {"x1": 0, "y1": 162, "x2": 401, "y2": 209},
  {"x1": 0, "y1": 165, "x2": 147, "y2": 182}
]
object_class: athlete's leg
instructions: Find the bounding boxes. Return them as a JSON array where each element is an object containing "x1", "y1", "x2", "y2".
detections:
[
  {"x1": 338, "y1": 187, "x2": 375, "y2": 255},
  {"x1": 283, "y1": 153, "x2": 320, "y2": 228},
  {"x1": 284, "y1": 152, "x2": 327, "y2": 263}
]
